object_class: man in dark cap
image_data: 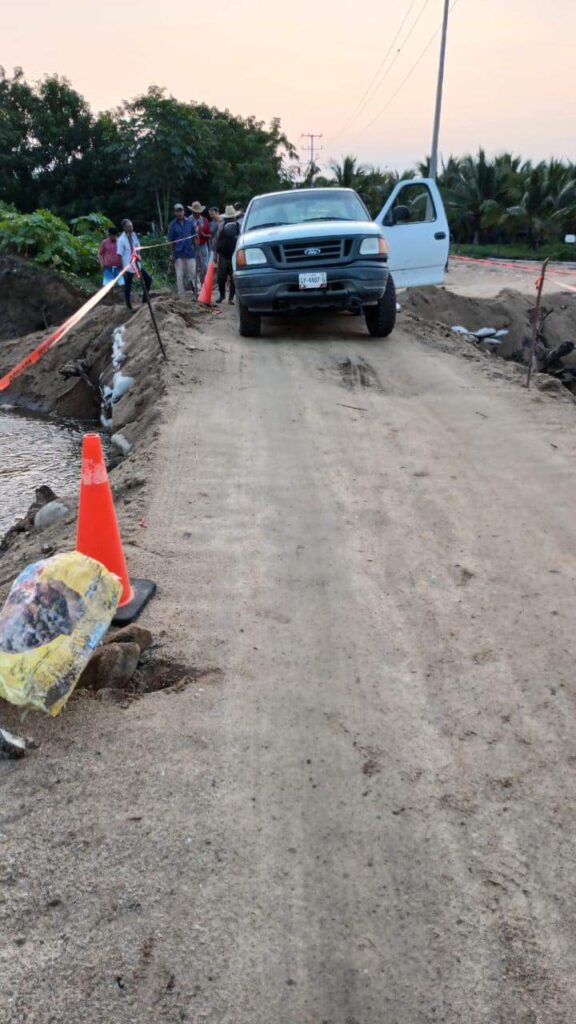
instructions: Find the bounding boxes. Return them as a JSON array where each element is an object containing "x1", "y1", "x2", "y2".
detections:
[{"x1": 167, "y1": 203, "x2": 196, "y2": 297}]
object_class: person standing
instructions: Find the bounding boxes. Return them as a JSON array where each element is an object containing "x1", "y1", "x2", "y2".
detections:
[
  {"x1": 167, "y1": 203, "x2": 196, "y2": 297},
  {"x1": 117, "y1": 219, "x2": 152, "y2": 310},
  {"x1": 234, "y1": 202, "x2": 245, "y2": 230},
  {"x1": 188, "y1": 202, "x2": 211, "y2": 283},
  {"x1": 208, "y1": 207, "x2": 221, "y2": 254},
  {"x1": 98, "y1": 227, "x2": 123, "y2": 287},
  {"x1": 216, "y1": 206, "x2": 241, "y2": 304}
]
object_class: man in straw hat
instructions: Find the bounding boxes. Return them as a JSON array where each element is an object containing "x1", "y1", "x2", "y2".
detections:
[
  {"x1": 215, "y1": 205, "x2": 241, "y2": 304},
  {"x1": 188, "y1": 201, "x2": 211, "y2": 284}
]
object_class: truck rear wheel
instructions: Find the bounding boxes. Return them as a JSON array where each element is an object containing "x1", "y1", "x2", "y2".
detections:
[
  {"x1": 364, "y1": 275, "x2": 396, "y2": 338},
  {"x1": 238, "y1": 300, "x2": 261, "y2": 338}
]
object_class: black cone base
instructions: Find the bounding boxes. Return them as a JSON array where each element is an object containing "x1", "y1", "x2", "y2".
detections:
[{"x1": 112, "y1": 578, "x2": 157, "y2": 625}]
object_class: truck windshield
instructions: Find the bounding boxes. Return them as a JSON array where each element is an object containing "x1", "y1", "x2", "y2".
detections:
[{"x1": 244, "y1": 190, "x2": 369, "y2": 232}]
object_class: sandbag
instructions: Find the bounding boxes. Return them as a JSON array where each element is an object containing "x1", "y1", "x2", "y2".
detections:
[{"x1": 0, "y1": 552, "x2": 121, "y2": 716}]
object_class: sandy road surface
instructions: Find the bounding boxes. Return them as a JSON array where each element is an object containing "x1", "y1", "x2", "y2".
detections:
[
  {"x1": 446, "y1": 256, "x2": 576, "y2": 298},
  {"x1": 3, "y1": 302, "x2": 576, "y2": 1023}
]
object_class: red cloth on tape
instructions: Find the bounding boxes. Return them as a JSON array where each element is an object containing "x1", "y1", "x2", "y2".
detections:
[{"x1": 0, "y1": 264, "x2": 130, "y2": 393}]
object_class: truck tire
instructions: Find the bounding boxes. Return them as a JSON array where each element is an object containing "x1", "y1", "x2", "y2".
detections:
[
  {"x1": 238, "y1": 301, "x2": 261, "y2": 338},
  {"x1": 364, "y1": 275, "x2": 396, "y2": 338}
]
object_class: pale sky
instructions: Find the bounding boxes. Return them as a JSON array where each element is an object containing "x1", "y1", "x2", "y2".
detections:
[{"x1": 3, "y1": 0, "x2": 575, "y2": 173}]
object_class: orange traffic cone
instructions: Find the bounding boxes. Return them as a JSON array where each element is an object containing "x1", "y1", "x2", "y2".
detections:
[
  {"x1": 197, "y1": 258, "x2": 216, "y2": 305},
  {"x1": 76, "y1": 433, "x2": 156, "y2": 624}
]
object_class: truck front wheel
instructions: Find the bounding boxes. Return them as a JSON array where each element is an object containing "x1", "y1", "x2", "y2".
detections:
[
  {"x1": 238, "y1": 300, "x2": 261, "y2": 338},
  {"x1": 364, "y1": 275, "x2": 396, "y2": 338}
]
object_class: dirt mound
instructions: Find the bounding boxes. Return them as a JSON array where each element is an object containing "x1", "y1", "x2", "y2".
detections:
[
  {"x1": 403, "y1": 285, "x2": 576, "y2": 363},
  {"x1": 0, "y1": 287, "x2": 205, "y2": 571},
  {"x1": 0, "y1": 305, "x2": 132, "y2": 418},
  {"x1": 0, "y1": 286, "x2": 203, "y2": 424},
  {"x1": 0, "y1": 254, "x2": 91, "y2": 340}
]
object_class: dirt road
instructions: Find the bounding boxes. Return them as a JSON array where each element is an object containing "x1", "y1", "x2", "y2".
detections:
[
  {"x1": 446, "y1": 255, "x2": 576, "y2": 297},
  {"x1": 3, "y1": 302, "x2": 576, "y2": 1023}
]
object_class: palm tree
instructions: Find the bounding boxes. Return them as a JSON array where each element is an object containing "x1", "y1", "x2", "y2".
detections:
[
  {"x1": 358, "y1": 166, "x2": 401, "y2": 216},
  {"x1": 443, "y1": 149, "x2": 507, "y2": 245},
  {"x1": 328, "y1": 155, "x2": 369, "y2": 190},
  {"x1": 504, "y1": 160, "x2": 576, "y2": 247}
]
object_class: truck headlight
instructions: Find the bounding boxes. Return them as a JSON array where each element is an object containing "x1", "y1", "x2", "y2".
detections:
[
  {"x1": 360, "y1": 237, "x2": 387, "y2": 256},
  {"x1": 236, "y1": 247, "x2": 268, "y2": 267}
]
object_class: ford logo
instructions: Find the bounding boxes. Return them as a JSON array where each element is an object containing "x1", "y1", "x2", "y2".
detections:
[{"x1": 304, "y1": 247, "x2": 321, "y2": 256}]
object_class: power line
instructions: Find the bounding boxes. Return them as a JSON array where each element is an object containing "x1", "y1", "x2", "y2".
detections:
[
  {"x1": 329, "y1": 0, "x2": 420, "y2": 142},
  {"x1": 356, "y1": 0, "x2": 432, "y2": 122},
  {"x1": 357, "y1": 0, "x2": 460, "y2": 137}
]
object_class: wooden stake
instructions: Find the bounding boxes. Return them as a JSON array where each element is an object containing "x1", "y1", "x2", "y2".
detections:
[
  {"x1": 140, "y1": 269, "x2": 168, "y2": 361},
  {"x1": 526, "y1": 258, "x2": 550, "y2": 388}
]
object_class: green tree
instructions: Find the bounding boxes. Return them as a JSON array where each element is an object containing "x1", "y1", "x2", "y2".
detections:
[
  {"x1": 119, "y1": 87, "x2": 201, "y2": 232},
  {"x1": 505, "y1": 159, "x2": 576, "y2": 247},
  {"x1": 328, "y1": 154, "x2": 369, "y2": 189},
  {"x1": 0, "y1": 70, "x2": 297, "y2": 232},
  {"x1": 442, "y1": 149, "x2": 507, "y2": 244},
  {"x1": 0, "y1": 67, "x2": 38, "y2": 209}
]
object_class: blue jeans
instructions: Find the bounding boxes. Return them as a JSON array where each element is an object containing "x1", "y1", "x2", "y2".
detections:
[
  {"x1": 196, "y1": 244, "x2": 210, "y2": 282},
  {"x1": 102, "y1": 266, "x2": 124, "y2": 286}
]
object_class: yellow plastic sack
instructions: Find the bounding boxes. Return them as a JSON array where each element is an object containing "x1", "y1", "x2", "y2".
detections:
[{"x1": 0, "y1": 551, "x2": 121, "y2": 716}]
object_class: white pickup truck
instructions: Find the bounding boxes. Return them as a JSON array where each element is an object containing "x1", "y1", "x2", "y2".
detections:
[{"x1": 233, "y1": 178, "x2": 449, "y2": 338}]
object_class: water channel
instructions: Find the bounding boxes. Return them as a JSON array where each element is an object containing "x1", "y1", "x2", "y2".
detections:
[{"x1": 1, "y1": 407, "x2": 88, "y2": 536}]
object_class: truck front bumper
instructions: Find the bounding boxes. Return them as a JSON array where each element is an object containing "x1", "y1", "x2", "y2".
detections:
[{"x1": 234, "y1": 263, "x2": 388, "y2": 313}]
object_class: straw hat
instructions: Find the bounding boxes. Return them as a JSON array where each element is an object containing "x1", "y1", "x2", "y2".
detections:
[
  {"x1": 223, "y1": 205, "x2": 239, "y2": 218},
  {"x1": 188, "y1": 201, "x2": 206, "y2": 214}
]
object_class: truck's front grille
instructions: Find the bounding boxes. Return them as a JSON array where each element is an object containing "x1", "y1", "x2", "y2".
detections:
[{"x1": 281, "y1": 239, "x2": 344, "y2": 262}]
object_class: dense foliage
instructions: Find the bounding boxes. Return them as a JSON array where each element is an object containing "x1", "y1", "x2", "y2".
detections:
[
  {"x1": 0, "y1": 202, "x2": 108, "y2": 274},
  {"x1": 1, "y1": 68, "x2": 575, "y2": 269},
  {"x1": 0, "y1": 68, "x2": 297, "y2": 232},
  {"x1": 319, "y1": 151, "x2": 576, "y2": 249}
]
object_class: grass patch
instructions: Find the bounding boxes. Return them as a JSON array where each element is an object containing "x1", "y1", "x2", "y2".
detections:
[{"x1": 452, "y1": 242, "x2": 576, "y2": 263}]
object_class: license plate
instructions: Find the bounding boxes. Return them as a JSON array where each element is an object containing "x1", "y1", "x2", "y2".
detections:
[{"x1": 299, "y1": 272, "x2": 327, "y2": 290}]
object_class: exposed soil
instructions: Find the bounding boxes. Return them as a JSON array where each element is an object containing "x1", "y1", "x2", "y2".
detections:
[
  {"x1": 403, "y1": 283, "x2": 576, "y2": 364},
  {"x1": 3, "y1": 260, "x2": 576, "y2": 1022},
  {"x1": 335, "y1": 353, "x2": 383, "y2": 391},
  {"x1": 0, "y1": 254, "x2": 91, "y2": 340},
  {"x1": 127, "y1": 655, "x2": 221, "y2": 696},
  {"x1": 0, "y1": 280, "x2": 211, "y2": 579}
]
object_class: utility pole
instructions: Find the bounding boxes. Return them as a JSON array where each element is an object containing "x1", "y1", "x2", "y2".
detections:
[
  {"x1": 301, "y1": 133, "x2": 323, "y2": 180},
  {"x1": 429, "y1": 0, "x2": 450, "y2": 180}
]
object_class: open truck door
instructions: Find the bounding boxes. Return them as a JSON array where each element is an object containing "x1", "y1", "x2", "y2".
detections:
[{"x1": 375, "y1": 178, "x2": 449, "y2": 288}]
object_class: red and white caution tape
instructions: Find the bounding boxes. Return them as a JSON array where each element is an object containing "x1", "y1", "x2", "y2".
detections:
[
  {"x1": 0, "y1": 263, "x2": 130, "y2": 392},
  {"x1": 451, "y1": 253, "x2": 576, "y2": 292},
  {"x1": 0, "y1": 240, "x2": 220, "y2": 392}
]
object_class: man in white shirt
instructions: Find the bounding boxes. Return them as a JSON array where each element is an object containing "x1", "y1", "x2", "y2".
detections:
[{"x1": 117, "y1": 219, "x2": 153, "y2": 310}]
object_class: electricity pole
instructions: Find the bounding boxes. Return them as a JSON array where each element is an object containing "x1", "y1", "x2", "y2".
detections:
[
  {"x1": 429, "y1": 0, "x2": 450, "y2": 180},
  {"x1": 301, "y1": 133, "x2": 323, "y2": 180}
]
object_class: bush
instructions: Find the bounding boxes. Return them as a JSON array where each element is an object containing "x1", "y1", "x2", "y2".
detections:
[
  {"x1": 451, "y1": 241, "x2": 576, "y2": 263},
  {"x1": 70, "y1": 212, "x2": 114, "y2": 238},
  {"x1": 0, "y1": 204, "x2": 100, "y2": 275},
  {"x1": 138, "y1": 232, "x2": 174, "y2": 290}
]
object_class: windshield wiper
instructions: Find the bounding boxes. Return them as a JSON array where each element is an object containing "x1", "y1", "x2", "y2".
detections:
[{"x1": 246, "y1": 221, "x2": 288, "y2": 231}]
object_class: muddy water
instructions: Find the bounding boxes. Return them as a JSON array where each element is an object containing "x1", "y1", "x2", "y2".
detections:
[{"x1": 0, "y1": 408, "x2": 87, "y2": 536}]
